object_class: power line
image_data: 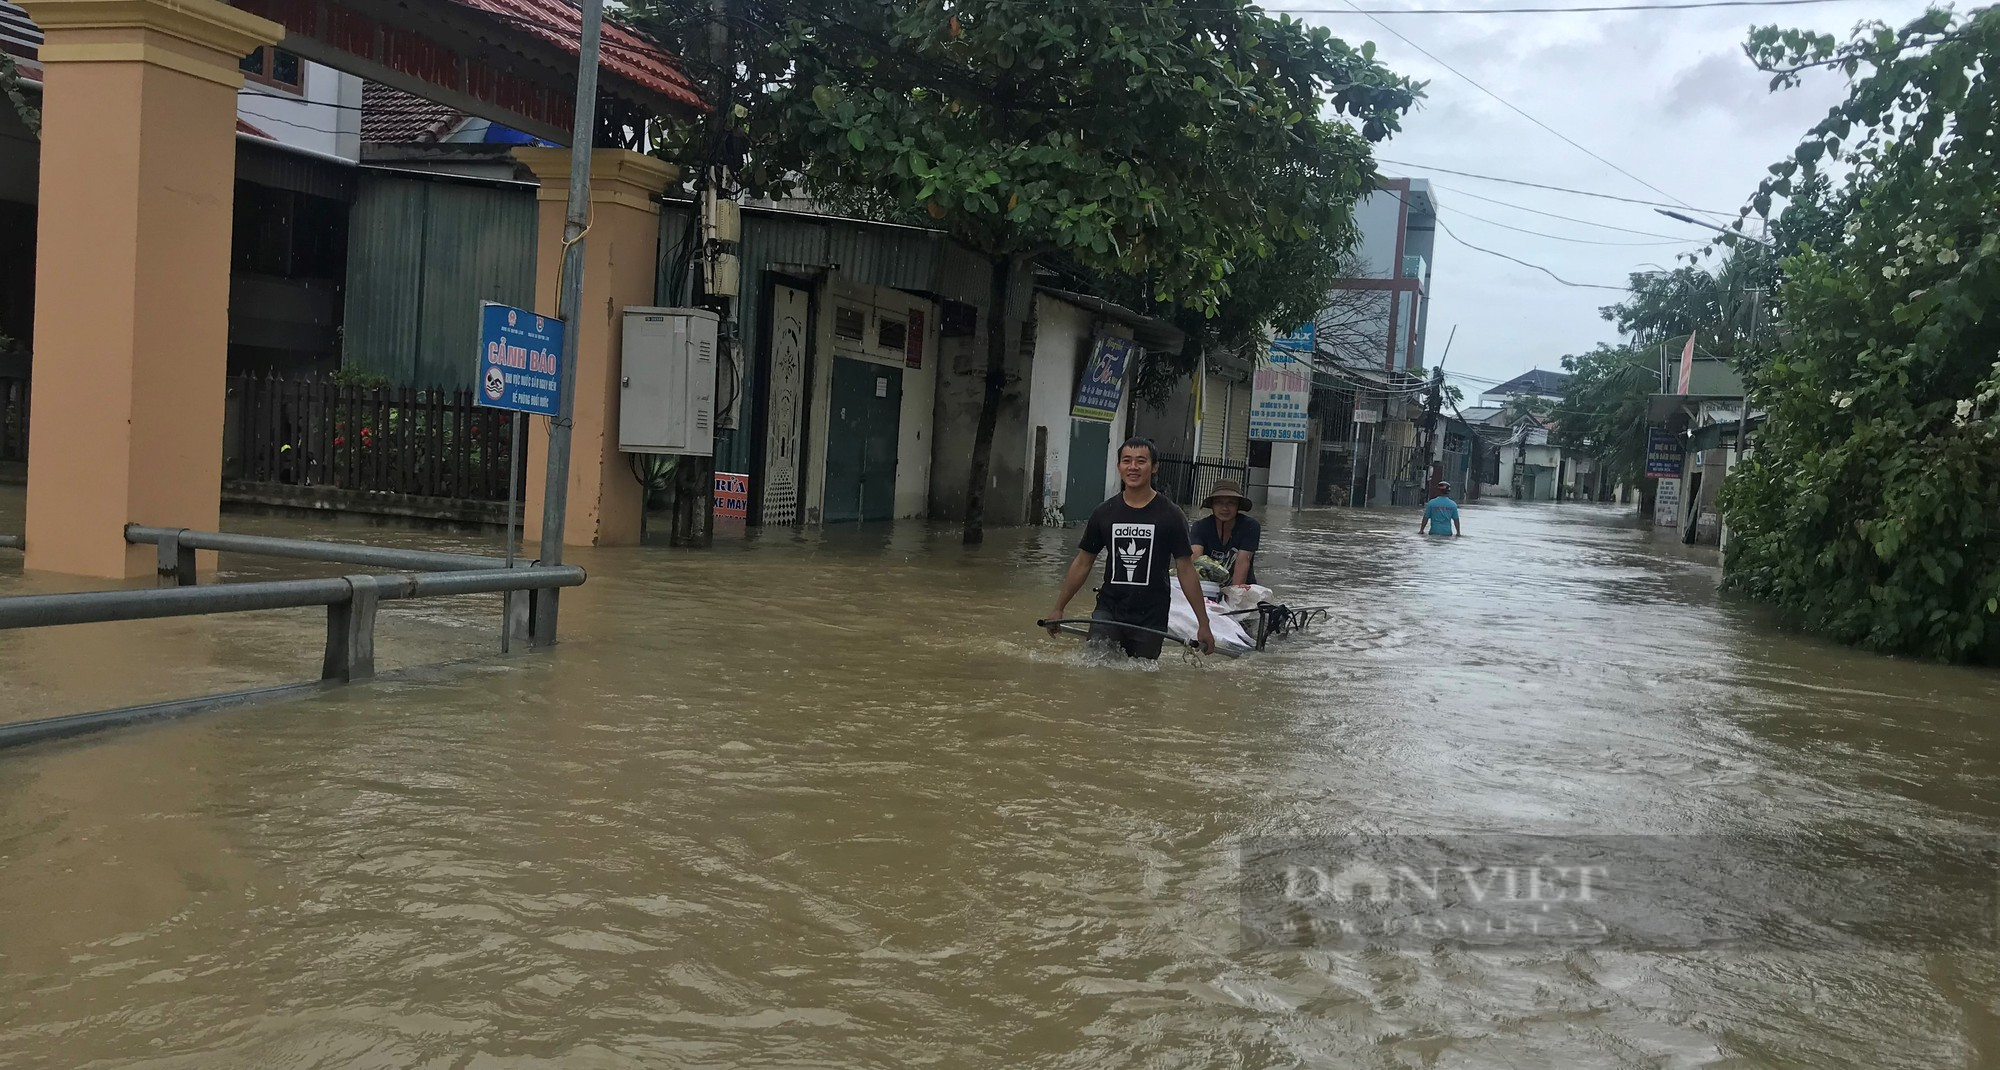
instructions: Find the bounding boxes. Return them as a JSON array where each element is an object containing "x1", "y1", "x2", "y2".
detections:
[
  {"x1": 1340, "y1": 1, "x2": 1715, "y2": 219},
  {"x1": 1380, "y1": 159, "x2": 1729, "y2": 213},
  {"x1": 1272, "y1": 0, "x2": 1866, "y2": 12},
  {"x1": 1436, "y1": 217, "x2": 1630, "y2": 290},
  {"x1": 1432, "y1": 183, "x2": 1711, "y2": 240},
  {"x1": 1443, "y1": 204, "x2": 1700, "y2": 247}
]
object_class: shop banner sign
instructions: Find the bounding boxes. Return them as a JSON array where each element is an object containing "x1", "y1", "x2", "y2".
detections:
[
  {"x1": 1645, "y1": 427, "x2": 1683, "y2": 478},
  {"x1": 1071, "y1": 336, "x2": 1137, "y2": 422},
  {"x1": 1250, "y1": 348, "x2": 1310, "y2": 442}
]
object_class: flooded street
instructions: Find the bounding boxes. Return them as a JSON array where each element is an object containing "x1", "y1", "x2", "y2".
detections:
[{"x1": 4, "y1": 493, "x2": 2000, "y2": 1068}]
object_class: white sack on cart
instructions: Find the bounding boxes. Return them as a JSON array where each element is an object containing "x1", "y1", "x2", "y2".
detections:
[{"x1": 1168, "y1": 584, "x2": 1256, "y2": 655}]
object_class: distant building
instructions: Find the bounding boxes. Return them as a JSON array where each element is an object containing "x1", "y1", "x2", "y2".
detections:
[
  {"x1": 1295, "y1": 178, "x2": 1440, "y2": 509},
  {"x1": 1318, "y1": 178, "x2": 1438, "y2": 373},
  {"x1": 1478, "y1": 368, "x2": 1571, "y2": 406}
]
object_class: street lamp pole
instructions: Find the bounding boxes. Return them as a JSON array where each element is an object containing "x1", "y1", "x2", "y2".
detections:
[{"x1": 1654, "y1": 209, "x2": 1778, "y2": 251}]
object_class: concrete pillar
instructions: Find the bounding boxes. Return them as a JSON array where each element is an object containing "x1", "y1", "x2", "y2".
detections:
[
  {"x1": 1267, "y1": 441, "x2": 1299, "y2": 508},
  {"x1": 20, "y1": 0, "x2": 281, "y2": 578},
  {"x1": 513, "y1": 148, "x2": 677, "y2": 549}
]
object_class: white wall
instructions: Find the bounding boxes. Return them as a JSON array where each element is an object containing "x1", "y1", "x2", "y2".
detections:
[
  {"x1": 1022, "y1": 293, "x2": 1136, "y2": 524},
  {"x1": 237, "y1": 60, "x2": 363, "y2": 162},
  {"x1": 1025, "y1": 294, "x2": 1090, "y2": 522},
  {"x1": 895, "y1": 301, "x2": 939, "y2": 519}
]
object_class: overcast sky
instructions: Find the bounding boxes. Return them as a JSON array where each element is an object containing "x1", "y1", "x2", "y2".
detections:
[{"x1": 1279, "y1": 0, "x2": 1934, "y2": 398}]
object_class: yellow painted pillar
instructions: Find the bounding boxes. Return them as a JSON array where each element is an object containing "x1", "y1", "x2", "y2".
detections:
[
  {"x1": 513, "y1": 148, "x2": 676, "y2": 549},
  {"x1": 19, "y1": 0, "x2": 280, "y2": 579}
]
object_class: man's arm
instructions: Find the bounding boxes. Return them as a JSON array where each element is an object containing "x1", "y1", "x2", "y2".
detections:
[
  {"x1": 1230, "y1": 550, "x2": 1254, "y2": 586},
  {"x1": 1453, "y1": 511, "x2": 1463, "y2": 537},
  {"x1": 1045, "y1": 550, "x2": 1098, "y2": 635},
  {"x1": 1173, "y1": 555, "x2": 1217, "y2": 654},
  {"x1": 1418, "y1": 512, "x2": 1430, "y2": 534}
]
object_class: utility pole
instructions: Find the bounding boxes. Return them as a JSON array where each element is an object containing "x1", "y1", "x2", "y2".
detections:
[
  {"x1": 1416, "y1": 326, "x2": 1453, "y2": 488},
  {"x1": 530, "y1": 0, "x2": 606, "y2": 648},
  {"x1": 1735, "y1": 287, "x2": 1763, "y2": 461},
  {"x1": 674, "y1": 0, "x2": 736, "y2": 548}
]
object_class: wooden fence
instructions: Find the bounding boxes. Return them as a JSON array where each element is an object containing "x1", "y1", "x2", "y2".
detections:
[{"x1": 231, "y1": 374, "x2": 522, "y2": 503}]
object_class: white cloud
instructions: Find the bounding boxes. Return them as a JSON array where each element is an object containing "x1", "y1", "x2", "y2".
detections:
[{"x1": 1296, "y1": 0, "x2": 1935, "y2": 386}]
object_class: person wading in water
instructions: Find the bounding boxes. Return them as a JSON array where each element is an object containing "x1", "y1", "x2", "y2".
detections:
[
  {"x1": 1047, "y1": 438, "x2": 1216, "y2": 659},
  {"x1": 1189, "y1": 478, "x2": 1260, "y2": 588}
]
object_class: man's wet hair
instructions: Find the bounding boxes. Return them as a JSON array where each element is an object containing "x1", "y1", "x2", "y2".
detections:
[{"x1": 1118, "y1": 437, "x2": 1158, "y2": 463}]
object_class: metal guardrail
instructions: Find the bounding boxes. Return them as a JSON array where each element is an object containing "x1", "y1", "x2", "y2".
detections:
[
  {"x1": 126, "y1": 524, "x2": 502, "y2": 584},
  {"x1": 0, "y1": 527, "x2": 586, "y2": 751}
]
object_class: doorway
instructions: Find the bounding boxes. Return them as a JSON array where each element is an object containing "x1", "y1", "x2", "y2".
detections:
[
  {"x1": 1063, "y1": 419, "x2": 1111, "y2": 524},
  {"x1": 824, "y1": 357, "x2": 902, "y2": 522}
]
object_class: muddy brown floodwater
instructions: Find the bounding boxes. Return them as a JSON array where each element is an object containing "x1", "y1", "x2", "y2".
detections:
[{"x1": 3, "y1": 491, "x2": 2000, "y2": 1068}]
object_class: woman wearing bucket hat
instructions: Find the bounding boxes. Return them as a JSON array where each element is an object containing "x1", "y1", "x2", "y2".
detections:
[{"x1": 1190, "y1": 478, "x2": 1260, "y2": 588}]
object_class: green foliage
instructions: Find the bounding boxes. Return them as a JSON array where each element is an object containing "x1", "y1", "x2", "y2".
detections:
[
  {"x1": 635, "y1": 0, "x2": 1417, "y2": 318},
  {"x1": 331, "y1": 366, "x2": 392, "y2": 390},
  {"x1": 1723, "y1": 6, "x2": 2000, "y2": 661},
  {"x1": 1554, "y1": 344, "x2": 1656, "y2": 485},
  {"x1": 1502, "y1": 392, "x2": 1553, "y2": 426},
  {"x1": 0, "y1": 52, "x2": 38, "y2": 140}
]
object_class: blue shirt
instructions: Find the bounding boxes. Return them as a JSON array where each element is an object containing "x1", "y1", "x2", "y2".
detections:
[{"x1": 1422, "y1": 496, "x2": 1459, "y2": 535}]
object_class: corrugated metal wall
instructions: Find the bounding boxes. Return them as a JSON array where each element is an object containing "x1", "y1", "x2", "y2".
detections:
[
  {"x1": 661, "y1": 203, "x2": 947, "y2": 476},
  {"x1": 343, "y1": 171, "x2": 537, "y2": 390}
]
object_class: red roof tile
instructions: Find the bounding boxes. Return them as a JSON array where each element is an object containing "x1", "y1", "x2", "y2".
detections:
[
  {"x1": 362, "y1": 81, "x2": 465, "y2": 144},
  {"x1": 452, "y1": 0, "x2": 707, "y2": 113}
]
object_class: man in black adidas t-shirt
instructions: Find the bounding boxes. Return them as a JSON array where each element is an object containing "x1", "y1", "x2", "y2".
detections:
[{"x1": 1046, "y1": 438, "x2": 1215, "y2": 659}]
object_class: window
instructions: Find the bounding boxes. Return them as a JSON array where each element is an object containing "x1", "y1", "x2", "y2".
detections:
[
  {"x1": 875, "y1": 316, "x2": 907, "y2": 352},
  {"x1": 240, "y1": 47, "x2": 304, "y2": 92},
  {"x1": 834, "y1": 306, "x2": 866, "y2": 341}
]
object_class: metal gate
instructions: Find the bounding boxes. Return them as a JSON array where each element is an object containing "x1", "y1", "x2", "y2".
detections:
[{"x1": 823, "y1": 358, "x2": 901, "y2": 522}]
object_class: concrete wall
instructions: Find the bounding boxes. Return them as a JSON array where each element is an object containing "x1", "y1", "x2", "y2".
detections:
[
  {"x1": 1132, "y1": 380, "x2": 1195, "y2": 458},
  {"x1": 1496, "y1": 442, "x2": 1566, "y2": 501},
  {"x1": 236, "y1": 59, "x2": 362, "y2": 162},
  {"x1": 928, "y1": 257, "x2": 1035, "y2": 525},
  {"x1": 1019, "y1": 293, "x2": 1136, "y2": 525},
  {"x1": 1024, "y1": 293, "x2": 1089, "y2": 514},
  {"x1": 896, "y1": 296, "x2": 939, "y2": 519}
]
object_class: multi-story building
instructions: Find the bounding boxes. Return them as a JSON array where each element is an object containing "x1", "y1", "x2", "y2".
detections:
[{"x1": 1296, "y1": 178, "x2": 1439, "y2": 507}]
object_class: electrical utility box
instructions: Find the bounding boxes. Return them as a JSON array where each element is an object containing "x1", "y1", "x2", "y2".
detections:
[{"x1": 619, "y1": 307, "x2": 717, "y2": 457}]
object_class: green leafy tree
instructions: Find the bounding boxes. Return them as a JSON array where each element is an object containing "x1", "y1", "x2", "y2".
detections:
[
  {"x1": 1502, "y1": 392, "x2": 1553, "y2": 427},
  {"x1": 1722, "y1": 6, "x2": 2000, "y2": 660},
  {"x1": 1553, "y1": 343, "x2": 1656, "y2": 489},
  {"x1": 0, "y1": 52, "x2": 37, "y2": 140},
  {"x1": 634, "y1": 0, "x2": 1416, "y2": 541}
]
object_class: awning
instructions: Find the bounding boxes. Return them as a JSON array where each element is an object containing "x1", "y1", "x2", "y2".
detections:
[
  {"x1": 1647, "y1": 392, "x2": 1743, "y2": 425},
  {"x1": 1036, "y1": 287, "x2": 1185, "y2": 355}
]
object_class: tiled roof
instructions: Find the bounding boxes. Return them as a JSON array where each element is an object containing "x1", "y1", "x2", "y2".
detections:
[
  {"x1": 453, "y1": 0, "x2": 706, "y2": 112},
  {"x1": 9, "y1": 0, "x2": 703, "y2": 117},
  {"x1": 1485, "y1": 368, "x2": 1572, "y2": 398},
  {"x1": 238, "y1": 119, "x2": 271, "y2": 139},
  {"x1": 0, "y1": 1, "x2": 39, "y2": 60},
  {"x1": 362, "y1": 81, "x2": 464, "y2": 144}
]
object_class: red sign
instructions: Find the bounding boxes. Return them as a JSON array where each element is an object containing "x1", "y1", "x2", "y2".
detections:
[
  {"x1": 905, "y1": 309, "x2": 925, "y2": 369},
  {"x1": 713, "y1": 472, "x2": 750, "y2": 520}
]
